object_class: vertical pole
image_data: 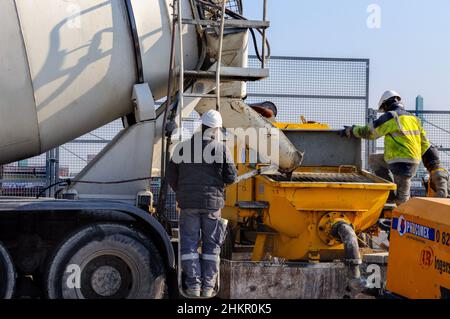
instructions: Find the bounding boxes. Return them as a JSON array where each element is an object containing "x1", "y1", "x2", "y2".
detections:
[
  {"x1": 261, "y1": 0, "x2": 268, "y2": 68},
  {"x1": 415, "y1": 95, "x2": 426, "y2": 193},
  {"x1": 0, "y1": 165, "x2": 3, "y2": 195},
  {"x1": 45, "y1": 151, "x2": 51, "y2": 197},
  {"x1": 161, "y1": 1, "x2": 178, "y2": 179},
  {"x1": 216, "y1": 0, "x2": 226, "y2": 111},
  {"x1": 46, "y1": 148, "x2": 59, "y2": 197},
  {"x1": 416, "y1": 95, "x2": 424, "y2": 122},
  {"x1": 54, "y1": 147, "x2": 60, "y2": 196},
  {"x1": 365, "y1": 60, "x2": 371, "y2": 169},
  {"x1": 177, "y1": 0, "x2": 184, "y2": 141}
]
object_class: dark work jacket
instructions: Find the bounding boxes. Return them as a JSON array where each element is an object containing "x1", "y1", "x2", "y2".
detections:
[{"x1": 166, "y1": 132, "x2": 238, "y2": 210}]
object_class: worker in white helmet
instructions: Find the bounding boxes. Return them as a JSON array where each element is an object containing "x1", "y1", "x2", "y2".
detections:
[
  {"x1": 341, "y1": 90, "x2": 433, "y2": 205},
  {"x1": 166, "y1": 109, "x2": 237, "y2": 298}
]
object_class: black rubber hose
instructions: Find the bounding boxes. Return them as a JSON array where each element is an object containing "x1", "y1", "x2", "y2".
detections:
[{"x1": 331, "y1": 222, "x2": 362, "y2": 279}]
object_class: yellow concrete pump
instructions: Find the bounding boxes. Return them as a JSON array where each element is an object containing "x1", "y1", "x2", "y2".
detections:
[
  {"x1": 224, "y1": 121, "x2": 396, "y2": 272},
  {"x1": 386, "y1": 198, "x2": 450, "y2": 299}
]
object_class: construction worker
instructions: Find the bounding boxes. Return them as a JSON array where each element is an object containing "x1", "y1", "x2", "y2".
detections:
[
  {"x1": 341, "y1": 90, "x2": 429, "y2": 205},
  {"x1": 422, "y1": 145, "x2": 449, "y2": 198},
  {"x1": 166, "y1": 110, "x2": 237, "y2": 298}
]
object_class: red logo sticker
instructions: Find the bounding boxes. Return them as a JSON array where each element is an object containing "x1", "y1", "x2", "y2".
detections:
[{"x1": 420, "y1": 246, "x2": 435, "y2": 269}]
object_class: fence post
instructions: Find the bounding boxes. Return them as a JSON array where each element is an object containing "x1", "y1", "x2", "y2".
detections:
[
  {"x1": 416, "y1": 95, "x2": 424, "y2": 122},
  {"x1": 0, "y1": 165, "x2": 3, "y2": 195},
  {"x1": 45, "y1": 148, "x2": 60, "y2": 197},
  {"x1": 365, "y1": 60, "x2": 371, "y2": 169},
  {"x1": 366, "y1": 108, "x2": 378, "y2": 170}
]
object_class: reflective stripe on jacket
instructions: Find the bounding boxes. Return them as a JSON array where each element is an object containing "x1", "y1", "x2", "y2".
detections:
[{"x1": 353, "y1": 103, "x2": 430, "y2": 164}]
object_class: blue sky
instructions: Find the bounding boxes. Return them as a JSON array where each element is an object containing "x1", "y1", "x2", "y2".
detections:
[{"x1": 244, "y1": 0, "x2": 450, "y2": 110}]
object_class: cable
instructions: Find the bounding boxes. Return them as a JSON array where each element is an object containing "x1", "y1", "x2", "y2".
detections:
[
  {"x1": 195, "y1": 0, "x2": 271, "y2": 62},
  {"x1": 60, "y1": 146, "x2": 88, "y2": 163},
  {"x1": 36, "y1": 180, "x2": 70, "y2": 199},
  {"x1": 36, "y1": 177, "x2": 174, "y2": 226},
  {"x1": 72, "y1": 176, "x2": 154, "y2": 185}
]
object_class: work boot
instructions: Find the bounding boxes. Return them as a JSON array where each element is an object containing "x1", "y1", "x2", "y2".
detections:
[
  {"x1": 184, "y1": 288, "x2": 200, "y2": 298},
  {"x1": 201, "y1": 289, "x2": 215, "y2": 298}
]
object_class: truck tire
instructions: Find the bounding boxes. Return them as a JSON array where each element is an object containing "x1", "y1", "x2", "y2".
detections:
[
  {"x1": 46, "y1": 223, "x2": 166, "y2": 299},
  {"x1": 0, "y1": 241, "x2": 15, "y2": 299}
]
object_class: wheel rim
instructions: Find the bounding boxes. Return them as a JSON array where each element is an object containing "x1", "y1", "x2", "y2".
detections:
[{"x1": 91, "y1": 266, "x2": 122, "y2": 297}]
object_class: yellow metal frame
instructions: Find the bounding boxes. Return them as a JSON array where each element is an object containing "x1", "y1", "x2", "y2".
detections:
[
  {"x1": 386, "y1": 198, "x2": 450, "y2": 299},
  {"x1": 272, "y1": 122, "x2": 330, "y2": 130},
  {"x1": 224, "y1": 120, "x2": 396, "y2": 262},
  {"x1": 225, "y1": 165, "x2": 395, "y2": 261}
]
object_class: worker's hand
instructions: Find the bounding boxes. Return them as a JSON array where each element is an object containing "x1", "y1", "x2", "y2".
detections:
[{"x1": 339, "y1": 126, "x2": 354, "y2": 138}]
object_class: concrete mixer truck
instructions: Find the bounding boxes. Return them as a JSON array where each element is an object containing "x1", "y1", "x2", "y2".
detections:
[{"x1": 0, "y1": 0, "x2": 307, "y2": 299}]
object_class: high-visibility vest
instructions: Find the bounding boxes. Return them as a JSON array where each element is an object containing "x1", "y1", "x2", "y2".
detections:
[{"x1": 353, "y1": 104, "x2": 430, "y2": 164}]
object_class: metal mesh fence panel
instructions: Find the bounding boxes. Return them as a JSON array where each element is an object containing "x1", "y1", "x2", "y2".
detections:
[
  {"x1": 0, "y1": 153, "x2": 47, "y2": 197},
  {"x1": 1, "y1": 56, "x2": 371, "y2": 211},
  {"x1": 59, "y1": 120, "x2": 123, "y2": 178},
  {"x1": 246, "y1": 56, "x2": 370, "y2": 167},
  {"x1": 248, "y1": 57, "x2": 368, "y2": 98},
  {"x1": 225, "y1": 0, "x2": 243, "y2": 14}
]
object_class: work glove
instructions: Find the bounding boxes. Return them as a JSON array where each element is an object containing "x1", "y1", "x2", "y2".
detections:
[{"x1": 339, "y1": 126, "x2": 354, "y2": 138}]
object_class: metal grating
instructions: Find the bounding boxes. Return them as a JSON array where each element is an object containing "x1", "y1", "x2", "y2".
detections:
[
  {"x1": 200, "y1": 0, "x2": 243, "y2": 19},
  {"x1": 267, "y1": 172, "x2": 374, "y2": 184},
  {"x1": 225, "y1": 0, "x2": 243, "y2": 14}
]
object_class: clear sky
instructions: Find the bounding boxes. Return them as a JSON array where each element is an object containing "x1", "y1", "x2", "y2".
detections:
[{"x1": 244, "y1": 0, "x2": 450, "y2": 110}]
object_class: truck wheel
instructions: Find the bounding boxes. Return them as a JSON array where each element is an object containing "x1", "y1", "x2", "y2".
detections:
[
  {"x1": 0, "y1": 241, "x2": 15, "y2": 299},
  {"x1": 46, "y1": 223, "x2": 166, "y2": 299}
]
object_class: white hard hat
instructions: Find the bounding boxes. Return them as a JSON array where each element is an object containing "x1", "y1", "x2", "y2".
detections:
[
  {"x1": 201, "y1": 109, "x2": 223, "y2": 128},
  {"x1": 378, "y1": 90, "x2": 401, "y2": 110}
]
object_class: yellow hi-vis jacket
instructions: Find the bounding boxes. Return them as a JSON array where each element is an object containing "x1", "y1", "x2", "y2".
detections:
[{"x1": 352, "y1": 104, "x2": 431, "y2": 165}]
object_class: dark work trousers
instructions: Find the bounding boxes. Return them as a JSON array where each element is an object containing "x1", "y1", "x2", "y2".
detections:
[
  {"x1": 179, "y1": 208, "x2": 227, "y2": 292},
  {"x1": 369, "y1": 154, "x2": 418, "y2": 205}
]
